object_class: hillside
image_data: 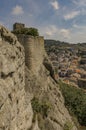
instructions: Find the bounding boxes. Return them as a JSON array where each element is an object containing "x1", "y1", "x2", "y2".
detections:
[
  {"x1": 0, "y1": 25, "x2": 78, "y2": 130},
  {"x1": 45, "y1": 39, "x2": 86, "y2": 88},
  {"x1": 45, "y1": 39, "x2": 86, "y2": 129},
  {"x1": 45, "y1": 40, "x2": 86, "y2": 51}
]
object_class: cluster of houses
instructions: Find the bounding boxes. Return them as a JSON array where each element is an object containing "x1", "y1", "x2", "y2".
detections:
[{"x1": 47, "y1": 47, "x2": 86, "y2": 89}]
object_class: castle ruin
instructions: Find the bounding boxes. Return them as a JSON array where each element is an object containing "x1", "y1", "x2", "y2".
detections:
[
  {"x1": 13, "y1": 23, "x2": 44, "y2": 74},
  {"x1": 13, "y1": 23, "x2": 25, "y2": 31}
]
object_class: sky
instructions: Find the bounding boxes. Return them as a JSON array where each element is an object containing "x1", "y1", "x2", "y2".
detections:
[{"x1": 0, "y1": 0, "x2": 86, "y2": 43}]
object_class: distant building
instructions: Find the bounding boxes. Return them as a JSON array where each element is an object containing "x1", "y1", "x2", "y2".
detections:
[{"x1": 13, "y1": 23, "x2": 25, "y2": 31}]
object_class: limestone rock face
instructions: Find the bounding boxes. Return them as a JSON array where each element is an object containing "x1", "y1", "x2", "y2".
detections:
[
  {"x1": 19, "y1": 36, "x2": 77, "y2": 130},
  {"x1": 0, "y1": 26, "x2": 78, "y2": 130},
  {"x1": 25, "y1": 63, "x2": 77, "y2": 130},
  {"x1": 0, "y1": 26, "x2": 33, "y2": 130}
]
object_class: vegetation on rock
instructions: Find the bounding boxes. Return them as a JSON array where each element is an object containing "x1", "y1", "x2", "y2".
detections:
[
  {"x1": 12, "y1": 27, "x2": 39, "y2": 36},
  {"x1": 31, "y1": 97, "x2": 51, "y2": 118},
  {"x1": 64, "y1": 121, "x2": 73, "y2": 130},
  {"x1": 59, "y1": 81, "x2": 86, "y2": 126}
]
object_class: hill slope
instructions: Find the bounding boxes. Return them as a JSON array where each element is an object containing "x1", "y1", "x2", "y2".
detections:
[{"x1": 0, "y1": 26, "x2": 77, "y2": 130}]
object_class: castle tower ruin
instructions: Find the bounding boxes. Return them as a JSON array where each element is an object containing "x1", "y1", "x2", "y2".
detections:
[
  {"x1": 13, "y1": 23, "x2": 25, "y2": 31},
  {"x1": 17, "y1": 34, "x2": 44, "y2": 74},
  {"x1": 13, "y1": 23, "x2": 45, "y2": 74}
]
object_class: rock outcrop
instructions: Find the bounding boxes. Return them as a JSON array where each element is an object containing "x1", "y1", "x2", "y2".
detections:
[
  {"x1": 78, "y1": 78, "x2": 86, "y2": 89},
  {"x1": 0, "y1": 26, "x2": 33, "y2": 130},
  {"x1": 17, "y1": 34, "x2": 77, "y2": 130},
  {"x1": 25, "y1": 38, "x2": 77, "y2": 130},
  {"x1": 0, "y1": 25, "x2": 78, "y2": 130}
]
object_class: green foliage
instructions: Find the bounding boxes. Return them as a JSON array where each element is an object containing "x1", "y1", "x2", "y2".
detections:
[
  {"x1": 55, "y1": 68, "x2": 58, "y2": 74},
  {"x1": 31, "y1": 97, "x2": 51, "y2": 118},
  {"x1": 59, "y1": 81, "x2": 86, "y2": 126},
  {"x1": 26, "y1": 27, "x2": 39, "y2": 36},
  {"x1": 64, "y1": 121, "x2": 73, "y2": 130},
  {"x1": 45, "y1": 40, "x2": 86, "y2": 56},
  {"x1": 12, "y1": 27, "x2": 39, "y2": 36}
]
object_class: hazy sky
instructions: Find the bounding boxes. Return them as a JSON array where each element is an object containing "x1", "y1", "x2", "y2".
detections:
[{"x1": 0, "y1": 0, "x2": 86, "y2": 43}]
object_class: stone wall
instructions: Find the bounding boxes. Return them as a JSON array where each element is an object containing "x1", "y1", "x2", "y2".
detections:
[
  {"x1": 17, "y1": 34, "x2": 45, "y2": 74},
  {"x1": 13, "y1": 23, "x2": 25, "y2": 31}
]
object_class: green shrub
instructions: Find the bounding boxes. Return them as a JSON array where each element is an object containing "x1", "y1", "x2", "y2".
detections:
[
  {"x1": 59, "y1": 81, "x2": 86, "y2": 126},
  {"x1": 31, "y1": 97, "x2": 51, "y2": 118},
  {"x1": 64, "y1": 121, "x2": 73, "y2": 130},
  {"x1": 26, "y1": 27, "x2": 39, "y2": 36},
  {"x1": 12, "y1": 27, "x2": 39, "y2": 36}
]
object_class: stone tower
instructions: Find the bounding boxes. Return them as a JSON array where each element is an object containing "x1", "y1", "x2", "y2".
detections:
[
  {"x1": 13, "y1": 23, "x2": 45, "y2": 74},
  {"x1": 13, "y1": 23, "x2": 25, "y2": 31},
  {"x1": 17, "y1": 35, "x2": 44, "y2": 74}
]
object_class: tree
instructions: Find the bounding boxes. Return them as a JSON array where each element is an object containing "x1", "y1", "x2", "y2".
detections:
[
  {"x1": 12, "y1": 27, "x2": 39, "y2": 36},
  {"x1": 59, "y1": 81, "x2": 86, "y2": 126},
  {"x1": 26, "y1": 27, "x2": 39, "y2": 36}
]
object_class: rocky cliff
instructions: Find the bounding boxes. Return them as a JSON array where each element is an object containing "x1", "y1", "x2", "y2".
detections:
[
  {"x1": 0, "y1": 26, "x2": 33, "y2": 130},
  {"x1": 0, "y1": 26, "x2": 77, "y2": 130}
]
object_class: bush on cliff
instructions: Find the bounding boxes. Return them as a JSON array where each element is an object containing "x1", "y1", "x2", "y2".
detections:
[
  {"x1": 26, "y1": 27, "x2": 39, "y2": 36},
  {"x1": 59, "y1": 81, "x2": 86, "y2": 126},
  {"x1": 31, "y1": 97, "x2": 51, "y2": 118},
  {"x1": 64, "y1": 121, "x2": 73, "y2": 130},
  {"x1": 12, "y1": 27, "x2": 39, "y2": 36}
]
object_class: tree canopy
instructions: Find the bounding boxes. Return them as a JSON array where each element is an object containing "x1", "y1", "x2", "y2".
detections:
[
  {"x1": 59, "y1": 81, "x2": 86, "y2": 126},
  {"x1": 12, "y1": 27, "x2": 39, "y2": 36}
]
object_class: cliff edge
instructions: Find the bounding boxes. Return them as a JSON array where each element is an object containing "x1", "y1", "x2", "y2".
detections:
[
  {"x1": 0, "y1": 25, "x2": 77, "y2": 130},
  {"x1": 0, "y1": 26, "x2": 33, "y2": 130}
]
